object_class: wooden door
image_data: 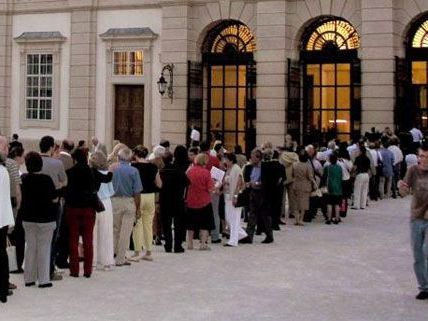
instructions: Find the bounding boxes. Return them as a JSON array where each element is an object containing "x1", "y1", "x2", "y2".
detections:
[{"x1": 114, "y1": 85, "x2": 144, "y2": 148}]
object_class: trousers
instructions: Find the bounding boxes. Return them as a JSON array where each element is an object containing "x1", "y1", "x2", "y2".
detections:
[
  {"x1": 246, "y1": 190, "x2": 273, "y2": 241},
  {"x1": 112, "y1": 197, "x2": 136, "y2": 265},
  {"x1": 353, "y1": 173, "x2": 369, "y2": 209},
  {"x1": 210, "y1": 193, "x2": 221, "y2": 241},
  {"x1": 22, "y1": 221, "x2": 56, "y2": 285},
  {"x1": 0, "y1": 226, "x2": 9, "y2": 297},
  {"x1": 132, "y1": 193, "x2": 155, "y2": 252},
  {"x1": 225, "y1": 199, "x2": 247, "y2": 246},
  {"x1": 411, "y1": 219, "x2": 428, "y2": 291},
  {"x1": 67, "y1": 207, "x2": 96, "y2": 276}
]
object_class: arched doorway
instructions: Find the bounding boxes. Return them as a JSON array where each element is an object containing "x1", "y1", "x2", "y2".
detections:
[
  {"x1": 198, "y1": 20, "x2": 256, "y2": 154},
  {"x1": 300, "y1": 17, "x2": 361, "y2": 144},
  {"x1": 400, "y1": 14, "x2": 428, "y2": 133}
]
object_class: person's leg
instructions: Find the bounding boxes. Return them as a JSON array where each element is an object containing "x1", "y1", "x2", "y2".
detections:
[
  {"x1": 22, "y1": 222, "x2": 37, "y2": 284},
  {"x1": 260, "y1": 200, "x2": 273, "y2": 241},
  {"x1": 131, "y1": 216, "x2": 143, "y2": 256},
  {"x1": 37, "y1": 222, "x2": 56, "y2": 285},
  {"x1": 117, "y1": 199, "x2": 136, "y2": 264},
  {"x1": 186, "y1": 230, "x2": 194, "y2": 249},
  {"x1": 13, "y1": 213, "x2": 25, "y2": 271},
  {"x1": 141, "y1": 194, "x2": 155, "y2": 258},
  {"x1": 161, "y1": 211, "x2": 172, "y2": 252},
  {"x1": 0, "y1": 227, "x2": 10, "y2": 300},
  {"x1": 360, "y1": 174, "x2": 370, "y2": 209},
  {"x1": 327, "y1": 204, "x2": 332, "y2": 222},
  {"x1": 81, "y1": 209, "x2": 96, "y2": 276},
  {"x1": 49, "y1": 203, "x2": 60, "y2": 276},
  {"x1": 210, "y1": 193, "x2": 221, "y2": 241},
  {"x1": 199, "y1": 230, "x2": 210, "y2": 249},
  {"x1": 410, "y1": 220, "x2": 428, "y2": 293},
  {"x1": 245, "y1": 191, "x2": 258, "y2": 242},
  {"x1": 112, "y1": 198, "x2": 122, "y2": 258},
  {"x1": 173, "y1": 203, "x2": 185, "y2": 251},
  {"x1": 385, "y1": 176, "x2": 392, "y2": 199},
  {"x1": 378, "y1": 176, "x2": 385, "y2": 199},
  {"x1": 67, "y1": 208, "x2": 80, "y2": 276},
  {"x1": 225, "y1": 200, "x2": 238, "y2": 246},
  {"x1": 353, "y1": 174, "x2": 362, "y2": 209},
  {"x1": 56, "y1": 200, "x2": 69, "y2": 268}
]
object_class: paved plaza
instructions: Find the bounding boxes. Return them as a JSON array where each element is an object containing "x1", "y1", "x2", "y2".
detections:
[{"x1": 3, "y1": 196, "x2": 428, "y2": 321}]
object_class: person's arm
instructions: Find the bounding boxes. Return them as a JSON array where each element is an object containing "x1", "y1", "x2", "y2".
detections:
[
  {"x1": 94, "y1": 169, "x2": 113, "y2": 184},
  {"x1": 133, "y1": 171, "x2": 143, "y2": 218},
  {"x1": 15, "y1": 184, "x2": 22, "y2": 209},
  {"x1": 155, "y1": 170, "x2": 162, "y2": 189},
  {"x1": 58, "y1": 162, "x2": 67, "y2": 187}
]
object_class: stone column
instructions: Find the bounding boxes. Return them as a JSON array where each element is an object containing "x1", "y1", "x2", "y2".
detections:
[
  {"x1": 68, "y1": 8, "x2": 97, "y2": 142},
  {"x1": 0, "y1": 3, "x2": 12, "y2": 136},
  {"x1": 361, "y1": 0, "x2": 395, "y2": 133},
  {"x1": 255, "y1": 0, "x2": 287, "y2": 146},
  {"x1": 159, "y1": 4, "x2": 190, "y2": 146}
]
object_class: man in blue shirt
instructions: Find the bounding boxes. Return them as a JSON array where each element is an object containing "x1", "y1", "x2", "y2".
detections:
[
  {"x1": 111, "y1": 147, "x2": 143, "y2": 266},
  {"x1": 378, "y1": 138, "x2": 395, "y2": 199}
]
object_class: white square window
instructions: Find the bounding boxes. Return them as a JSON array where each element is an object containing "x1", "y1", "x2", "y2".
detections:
[{"x1": 113, "y1": 50, "x2": 144, "y2": 76}]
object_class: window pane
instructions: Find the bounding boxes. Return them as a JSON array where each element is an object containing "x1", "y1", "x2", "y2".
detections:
[
  {"x1": 306, "y1": 64, "x2": 320, "y2": 86},
  {"x1": 337, "y1": 64, "x2": 350, "y2": 85},
  {"x1": 237, "y1": 110, "x2": 245, "y2": 131},
  {"x1": 223, "y1": 132, "x2": 236, "y2": 151},
  {"x1": 237, "y1": 133, "x2": 246, "y2": 151},
  {"x1": 336, "y1": 110, "x2": 351, "y2": 133},
  {"x1": 321, "y1": 110, "x2": 335, "y2": 132},
  {"x1": 322, "y1": 64, "x2": 335, "y2": 85},
  {"x1": 312, "y1": 110, "x2": 321, "y2": 130},
  {"x1": 238, "y1": 88, "x2": 246, "y2": 109},
  {"x1": 420, "y1": 87, "x2": 427, "y2": 108},
  {"x1": 310, "y1": 88, "x2": 321, "y2": 108},
  {"x1": 211, "y1": 88, "x2": 223, "y2": 108},
  {"x1": 210, "y1": 110, "x2": 223, "y2": 130},
  {"x1": 337, "y1": 87, "x2": 350, "y2": 108},
  {"x1": 225, "y1": 66, "x2": 237, "y2": 86},
  {"x1": 225, "y1": 88, "x2": 236, "y2": 109},
  {"x1": 321, "y1": 87, "x2": 335, "y2": 108},
  {"x1": 238, "y1": 65, "x2": 246, "y2": 86},
  {"x1": 412, "y1": 61, "x2": 427, "y2": 85},
  {"x1": 211, "y1": 66, "x2": 223, "y2": 86},
  {"x1": 224, "y1": 110, "x2": 236, "y2": 130}
]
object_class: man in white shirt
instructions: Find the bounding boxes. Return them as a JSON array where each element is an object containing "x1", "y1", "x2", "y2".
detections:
[
  {"x1": 90, "y1": 137, "x2": 108, "y2": 156},
  {"x1": 410, "y1": 127, "x2": 424, "y2": 146}
]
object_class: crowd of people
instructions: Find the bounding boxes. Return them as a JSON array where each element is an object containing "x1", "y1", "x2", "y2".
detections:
[{"x1": 0, "y1": 125, "x2": 427, "y2": 303}]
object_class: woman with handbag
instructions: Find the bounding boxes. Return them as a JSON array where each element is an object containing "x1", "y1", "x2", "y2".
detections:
[
  {"x1": 89, "y1": 151, "x2": 114, "y2": 271},
  {"x1": 65, "y1": 148, "x2": 97, "y2": 278},
  {"x1": 20, "y1": 152, "x2": 57, "y2": 288},
  {"x1": 322, "y1": 153, "x2": 343, "y2": 224},
  {"x1": 223, "y1": 153, "x2": 248, "y2": 247},
  {"x1": 0, "y1": 152, "x2": 14, "y2": 302}
]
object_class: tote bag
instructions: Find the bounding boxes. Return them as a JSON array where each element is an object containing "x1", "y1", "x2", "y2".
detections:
[{"x1": 7, "y1": 237, "x2": 17, "y2": 272}]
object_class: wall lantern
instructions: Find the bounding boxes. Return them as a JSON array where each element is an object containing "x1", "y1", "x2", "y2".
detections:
[{"x1": 157, "y1": 64, "x2": 174, "y2": 103}]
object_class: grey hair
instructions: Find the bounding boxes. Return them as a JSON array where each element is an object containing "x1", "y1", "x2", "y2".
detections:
[{"x1": 118, "y1": 147, "x2": 133, "y2": 162}]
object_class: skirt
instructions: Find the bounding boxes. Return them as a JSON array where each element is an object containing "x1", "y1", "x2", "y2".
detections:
[
  {"x1": 186, "y1": 204, "x2": 215, "y2": 231},
  {"x1": 93, "y1": 197, "x2": 115, "y2": 267}
]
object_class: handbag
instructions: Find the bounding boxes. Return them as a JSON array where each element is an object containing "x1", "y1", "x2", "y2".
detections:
[
  {"x1": 6, "y1": 237, "x2": 17, "y2": 272},
  {"x1": 234, "y1": 189, "x2": 249, "y2": 208}
]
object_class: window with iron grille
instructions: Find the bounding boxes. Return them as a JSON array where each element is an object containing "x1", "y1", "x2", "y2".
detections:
[{"x1": 26, "y1": 54, "x2": 53, "y2": 120}]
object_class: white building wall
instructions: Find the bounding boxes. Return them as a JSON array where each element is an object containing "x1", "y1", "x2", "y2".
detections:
[{"x1": 11, "y1": 12, "x2": 71, "y2": 141}]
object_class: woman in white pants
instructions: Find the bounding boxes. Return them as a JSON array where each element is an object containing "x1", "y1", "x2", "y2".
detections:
[
  {"x1": 90, "y1": 152, "x2": 115, "y2": 271},
  {"x1": 223, "y1": 153, "x2": 247, "y2": 247},
  {"x1": 352, "y1": 146, "x2": 371, "y2": 210}
]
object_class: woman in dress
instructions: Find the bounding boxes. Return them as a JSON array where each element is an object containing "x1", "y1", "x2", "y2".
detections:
[
  {"x1": 223, "y1": 153, "x2": 247, "y2": 247},
  {"x1": 89, "y1": 151, "x2": 115, "y2": 271},
  {"x1": 292, "y1": 150, "x2": 315, "y2": 226},
  {"x1": 186, "y1": 153, "x2": 215, "y2": 250},
  {"x1": 131, "y1": 145, "x2": 162, "y2": 261},
  {"x1": 322, "y1": 153, "x2": 343, "y2": 224}
]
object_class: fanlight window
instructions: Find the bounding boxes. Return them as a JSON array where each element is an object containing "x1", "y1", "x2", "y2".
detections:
[
  {"x1": 412, "y1": 19, "x2": 428, "y2": 48},
  {"x1": 305, "y1": 19, "x2": 360, "y2": 51},
  {"x1": 210, "y1": 23, "x2": 256, "y2": 53}
]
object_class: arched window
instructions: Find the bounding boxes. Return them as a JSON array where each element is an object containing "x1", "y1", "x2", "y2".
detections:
[
  {"x1": 300, "y1": 17, "x2": 361, "y2": 143},
  {"x1": 411, "y1": 18, "x2": 428, "y2": 48},
  {"x1": 304, "y1": 19, "x2": 360, "y2": 51}
]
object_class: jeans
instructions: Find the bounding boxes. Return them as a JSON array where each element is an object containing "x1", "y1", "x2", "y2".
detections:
[
  {"x1": 210, "y1": 193, "x2": 221, "y2": 241},
  {"x1": 411, "y1": 219, "x2": 428, "y2": 291}
]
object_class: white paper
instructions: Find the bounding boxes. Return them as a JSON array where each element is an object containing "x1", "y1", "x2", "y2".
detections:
[{"x1": 210, "y1": 166, "x2": 225, "y2": 182}]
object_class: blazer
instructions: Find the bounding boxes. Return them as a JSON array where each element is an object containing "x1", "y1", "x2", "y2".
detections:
[{"x1": 292, "y1": 161, "x2": 314, "y2": 193}]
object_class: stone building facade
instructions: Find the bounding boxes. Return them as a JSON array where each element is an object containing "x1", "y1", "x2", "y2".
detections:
[{"x1": 0, "y1": 0, "x2": 428, "y2": 151}]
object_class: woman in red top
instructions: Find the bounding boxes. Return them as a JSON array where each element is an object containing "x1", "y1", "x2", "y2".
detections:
[{"x1": 186, "y1": 153, "x2": 215, "y2": 250}]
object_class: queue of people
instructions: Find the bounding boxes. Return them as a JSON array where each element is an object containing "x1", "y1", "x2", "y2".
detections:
[{"x1": 0, "y1": 126, "x2": 426, "y2": 303}]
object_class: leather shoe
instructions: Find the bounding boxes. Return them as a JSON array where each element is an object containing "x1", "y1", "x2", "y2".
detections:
[
  {"x1": 174, "y1": 247, "x2": 185, "y2": 253},
  {"x1": 261, "y1": 238, "x2": 274, "y2": 244},
  {"x1": 211, "y1": 239, "x2": 222, "y2": 244},
  {"x1": 7, "y1": 290, "x2": 13, "y2": 296},
  {"x1": 239, "y1": 237, "x2": 253, "y2": 244},
  {"x1": 8, "y1": 283, "x2": 17, "y2": 290},
  {"x1": 416, "y1": 291, "x2": 428, "y2": 300}
]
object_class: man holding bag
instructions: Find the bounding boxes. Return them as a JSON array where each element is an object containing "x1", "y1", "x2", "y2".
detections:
[{"x1": 0, "y1": 148, "x2": 15, "y2": 303}]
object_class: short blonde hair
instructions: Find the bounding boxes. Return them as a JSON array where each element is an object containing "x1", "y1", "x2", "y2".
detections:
[
  {"x1": 194, "y1": 153, "x2": 208, "y2": 167},
  {"x1": 90, "y1": 151, "x2": 108, "y2": 170}
]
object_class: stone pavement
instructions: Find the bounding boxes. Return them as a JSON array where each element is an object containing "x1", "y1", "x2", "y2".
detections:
[{"x1": 3, "y1": 196, "x2": 428, "y2": 321}]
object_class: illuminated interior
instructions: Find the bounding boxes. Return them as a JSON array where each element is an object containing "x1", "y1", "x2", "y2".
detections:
[
  {"x1": 113, "y1": 50, "x2": 143, "y2": 75},
  {"x1": 412, "y1": 61, "x2": 428, "y2": 128},
  {"x1": 210, "y1": 23, "x2": 256, "y2": 53},
  {"x1": 305, "y1": 19, "x2": 360, "y2": 51},
  {"x1": 412, "y1": 20, "x2": 428, "y2": 48}
]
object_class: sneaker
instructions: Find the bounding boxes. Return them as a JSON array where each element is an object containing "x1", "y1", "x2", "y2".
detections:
[
  {"x1": 416, "y1": 291, "x2": 428, "y2": 300},
  {"x1": 50, "y1": 273, "x2": 63, "y2": 281}
]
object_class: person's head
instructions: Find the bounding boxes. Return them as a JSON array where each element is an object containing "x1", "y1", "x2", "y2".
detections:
[
  {"x1": 89, "y1": 151, "x2": 108, "y2": 170},
  {"x1": 25, "y1": 151, "x2": 43, "y2": 173},
  {"x1": 194, "y1": 153, "x2": 208, "y2": 167},
  {"x1": 153, "y1": 145, "x2": 166, "y2": 159},
  {"x1": 118, "y1": 147, "x2": 133, "y2": 162},
  {"x1": 0, "y1": 135, "x2": 9, "y2": 155},
  {"x1": 162, "y1": 151, "x2": 174, "y2": 165},
  {"x1": 263, "y1": 148, "x2": 273, "y2": 161},
  {"x1": 250, "y1": 148, "x2": 263, "y2": 165},
  {"x1": 72, "y1": 148, "x2": 88, "y2": 165},
  {"x1": 91, "y1": 136, "x2": 99, "y2": 146},
  {"x1": 418, "y1": 144, "x2": 428, "y2": 169},
  {"x1": 39, "y1": 135, "x2": 55, "y2": 154},
  {"x1": 160, "y1": 139, "x2": 170, "y2": 151},
  {"x1": 329, "y1": 152, "x2": 338, "y2": 165},
  {"x1": 285, "y1": 134, "x2": 293, "y2": 143},
  {"x1": 174, "y1": 145, "x2": 188, "y2": 166},
  {"x1": 224, "y1": 152, "x2": 237, "y2": 168},
  {"x1": 199, "y1": 141, "x2": 210, "y2": 153},
  {"x1": 262, "y1": 141, "x2": 273, "y2": 150},
  {"x1": 188, "y1": 147, "x2": 199, "y2": 163},
  {"x1": 213, "y1": 143, "x2": 223, "y2": 154},
  {"x1": 78, "y1": 140, "x2": 86, "y2": 148},
  {"x1": 305, "y1": 144, "x2": 315, "y2": 158},
  {"x1": 234, "y1": 145, "x2": 243, "y2": 155},
  {"x1": 133, "y1": 145, "x2": 149, "y2": 160},
  {"x1": 9, "y1": 146, "x2": 24, "y2": 165},
  {"x1": 12, "y1": 133, "x2": 18, "y2": 141},
  {"x1": 298, "y1": 150, "x2": 309, "y2": 163},
  {"x1": 61, "y1": 139, "x2": 74, "y2": 153},
  {"x1": 381, "y1": 136, "x2": 390, "y2": 148}
]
